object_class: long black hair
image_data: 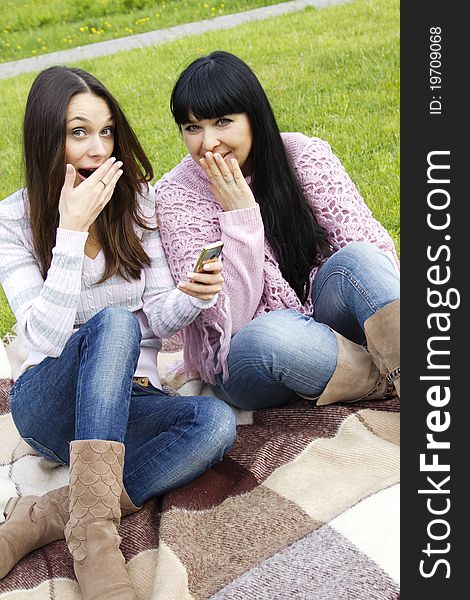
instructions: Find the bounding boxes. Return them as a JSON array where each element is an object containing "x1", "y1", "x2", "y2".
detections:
[
  {"x1": 170, "y1": 51, "x2": 332, "y2": 303},
  {"x1": 24, "y1": 65, "x2": 154, "y2": 282}
]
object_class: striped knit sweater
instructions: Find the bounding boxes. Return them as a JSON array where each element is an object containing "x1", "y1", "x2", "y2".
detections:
[{"x1": 0, "y1": 183, "x2": 215, "y2": 388}]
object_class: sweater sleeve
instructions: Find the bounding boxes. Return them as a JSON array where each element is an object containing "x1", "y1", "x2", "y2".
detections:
[
  {"x1": 0, "y1": 207, "x2": 87, "y2": 356},
  {"x1": 140, "y1": 187, "x2": 216, "y2": 339},
  {"x1": 296, "y1": 138, "x2": 400, "y2": 268},
  {"x1": 155, "y1": 178, "x2": 265, "y2": 333},
  {"x1": 216, "y1": 204, "x2": 265, "y2": 333}
]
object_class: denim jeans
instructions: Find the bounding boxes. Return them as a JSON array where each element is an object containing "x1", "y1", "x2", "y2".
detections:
[
  {"x1": 9, "y1": 307, "x2": 236, "y2": 506},
  {"x1": 212, "y1": 242, "x2": 400, "y2": 409}
]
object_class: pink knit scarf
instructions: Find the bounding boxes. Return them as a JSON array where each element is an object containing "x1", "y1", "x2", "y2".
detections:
[{"x1": 156, "y1": 133, "x2": 398, "y2": 384}]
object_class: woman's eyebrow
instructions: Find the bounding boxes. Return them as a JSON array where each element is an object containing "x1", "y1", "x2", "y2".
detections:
[
  {"x1": 67, "y1": 115, "x2": 114, "y2": 124},
  {"x1": 67, "y1": 115, "x2": 91, "y2": 124}
]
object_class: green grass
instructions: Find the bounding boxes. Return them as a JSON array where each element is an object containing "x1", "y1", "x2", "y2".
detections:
[
  {"x1": 0, "y1": 0, "x2": 399, "y2": 336},
  {"x1": 0, "y1": 0, "x2": 287, "y2": 63}
]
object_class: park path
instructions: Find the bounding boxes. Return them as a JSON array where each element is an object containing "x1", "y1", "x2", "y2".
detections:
[{"x1": 0, "y1": 0, "x2": 349, "y2": 80}]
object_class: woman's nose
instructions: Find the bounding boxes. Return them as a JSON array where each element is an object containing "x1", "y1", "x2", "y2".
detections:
[
  {"x1": 88, "y1": 136, "x2": 107, "y2": 157},
  {"x1": 201, "y1": 129, "x2": 220, "y2": 153}
]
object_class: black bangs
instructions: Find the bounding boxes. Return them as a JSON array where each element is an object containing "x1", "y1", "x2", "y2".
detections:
[
  {"x1": 171, "y1": 55, "x2": 253, "y2": 124},
  {"x1": 169, "y1": 51, "x2": 332, "y2": 303}
]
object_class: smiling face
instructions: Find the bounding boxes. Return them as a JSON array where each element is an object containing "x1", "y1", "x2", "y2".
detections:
[
  {"x1": 181, "y1": 113, "x2": 253, "y2": 175},
  {"x1": 65, "y1": 92, "x2": 115, "y2": 186}
]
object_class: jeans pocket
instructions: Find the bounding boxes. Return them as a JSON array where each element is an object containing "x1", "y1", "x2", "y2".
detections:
[
  {"x1": 23, "y1": 437, "x2": 67, "y2": 465},
  {"x1": 132, "y1": 381, "x2": 164, "y2": 396}
]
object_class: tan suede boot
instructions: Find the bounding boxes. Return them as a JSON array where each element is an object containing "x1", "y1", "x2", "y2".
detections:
[
  {"x1": 0, "y1": 481, "x2": 139, "y2": 580},
  {"x1": 64, "y1": 439, "x2": 137, "y2": 600},
  {"x1": 0, "y1": 486, "x2": 69, "y2": 578},
  {"x1": 304, "y1": 330, "x2": 393, "y2": 406},
  {"x1": 364, "y1": 299, "x2": 400, "y2": 397}
]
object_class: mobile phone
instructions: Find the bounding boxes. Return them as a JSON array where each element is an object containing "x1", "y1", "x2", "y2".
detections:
[{"x1": 193, "y1": 241, "x2": 224, "y2": 273}]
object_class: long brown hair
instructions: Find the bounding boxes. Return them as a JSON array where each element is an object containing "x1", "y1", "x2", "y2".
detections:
[{"x1": 23, "y1": 66, "x2": 154, "y2": 282}]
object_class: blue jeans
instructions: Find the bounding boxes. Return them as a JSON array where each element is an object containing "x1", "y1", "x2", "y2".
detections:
[
  {"x1": 9, "y1": 307, "x2": 236, "y2": 506},
  {"x1": 212, "y1": 242, "x2": 399, "y2": 409}
]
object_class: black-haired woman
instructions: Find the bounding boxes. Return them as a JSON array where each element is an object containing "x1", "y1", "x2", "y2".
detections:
[
  {"x1": 0, "y1": 66, "x2": 236, "y2": 599},
  {"x1": 156, "y1": 50, "x2": 400, "y2": 410}
]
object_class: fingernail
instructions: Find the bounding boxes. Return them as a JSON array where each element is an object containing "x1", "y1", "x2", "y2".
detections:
[
  {"x1": 203, "y1": 264, "x2": 212, "y2": 271},
  {"x1": 110, "y1": 157, "x2": 116, "y2": 162},
  {"x1": 214, "y1": 153, "x2": 221, "y2": 159},
  {"x1": 205, "y1": 152, "x2": 212, "y2": 159}
]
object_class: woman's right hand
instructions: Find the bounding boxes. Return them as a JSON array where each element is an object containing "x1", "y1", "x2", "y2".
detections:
[
  {"x1": 58, "y1": 157, "x2": 123, "y2": 232},
  {"x1": 199, "y1": 152, "x2": 256, "y2": 212},
  {"x1": 177, "y1": 259, "x2": 224, "y2": 301}
]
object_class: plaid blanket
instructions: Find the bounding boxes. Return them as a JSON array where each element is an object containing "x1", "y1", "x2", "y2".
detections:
[{"x1": 0, "y1": 340, "x2": 399, "y2": 599}]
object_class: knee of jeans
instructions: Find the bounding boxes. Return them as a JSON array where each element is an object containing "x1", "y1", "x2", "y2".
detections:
[
  {"x1": 95, "y1": 306, "x2": 141, "y2": 345},
  {"x1": 322, "y1": 243, "x2": 396, "y2": 283},
  {"x1": 235, "y1": 311, "x2": 295, "y2": 344},
  {"x1": 335, "y1": 242, "x2": 382, "y2": 264},
  {"x1": 343, "y1": 242, "x2": 399, "y2": 280},
  {"x1": 231, "y1": 311, "x2": 300, "y2": 366},
  {"x1": 196, "y1": 397, "x2": 237, "y2": 456}
]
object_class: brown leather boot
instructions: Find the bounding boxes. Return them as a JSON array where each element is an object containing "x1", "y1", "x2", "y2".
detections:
[
  {"x1": 305, "y1": 330, "x2": 393, "y2": 406},
  {"x1": 64, "y1": 439, "x2": 137, "y2": 600},
  {"x1": 364, "y1": 299, "x2": 400, "y2": 397},
  {"x1": 0, "y1": 480, "x2": 138, "y2": 579},
  {"x1": 0, "y1": 486, "x2": 69, "y2": 578}
]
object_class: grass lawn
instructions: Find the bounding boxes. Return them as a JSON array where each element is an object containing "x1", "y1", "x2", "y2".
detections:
[
  {"x1": 0, "y1": 0, "x2": 288, "y2": 63},
  {"x1": 0, "y1": 0, "x2": 399, "y2": 337}
]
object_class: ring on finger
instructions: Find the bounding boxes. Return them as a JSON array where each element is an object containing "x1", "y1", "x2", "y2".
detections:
[
  {"x1": 225, "y1": 177, "x2": 236, "y2": 185},
  {"x1": 99, "y1": 179, "x2": 107, "y2": 188}
]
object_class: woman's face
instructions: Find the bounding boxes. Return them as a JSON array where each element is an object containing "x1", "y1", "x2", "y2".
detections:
[
  {"x1": 65, "y1": 92, "x2": 115, "y2": 187},
  {"x1": 181, "y1": 112, "x2": 253, "y2": 175}
]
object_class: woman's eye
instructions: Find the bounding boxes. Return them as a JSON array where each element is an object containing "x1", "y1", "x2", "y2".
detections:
[
  {"x1": 71, "y1": 128, "x2": 86, "y2": 137},
  {"x1": 101, "y1": 126, "x2": 114, "y2": 136},
  {"x1": 217, "y1": 118, "x2": 231, "y2": 127},
  {"x1": 184, "y1": 125, "x2": 200, "y2": 133}
]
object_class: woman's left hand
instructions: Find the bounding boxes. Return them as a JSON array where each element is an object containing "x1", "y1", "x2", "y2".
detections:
[{"x1": 177, "y1": 259, "x2": 224, "y2": 301}]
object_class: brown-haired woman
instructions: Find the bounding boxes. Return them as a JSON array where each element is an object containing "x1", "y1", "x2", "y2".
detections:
[{"x1": 0, "y1": 66, "x2": 236, "y2": 599}]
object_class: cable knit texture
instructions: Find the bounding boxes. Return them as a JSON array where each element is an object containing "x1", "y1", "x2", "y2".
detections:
[
  {"x1": 156, "y1": 132, "x2": 399, "y2": 383},
  {"x1": 0, "y1": 183, "x2": 216, "y2": 387}
]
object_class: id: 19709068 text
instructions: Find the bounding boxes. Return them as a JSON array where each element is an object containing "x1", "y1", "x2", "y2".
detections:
[{"x1": 429, "y1": 27, "x2": 442, "y2": 115}]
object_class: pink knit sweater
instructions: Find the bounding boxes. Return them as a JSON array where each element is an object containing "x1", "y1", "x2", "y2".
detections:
[{"x1": 155, "y1": 133, "x2": 399, "y2": 384}]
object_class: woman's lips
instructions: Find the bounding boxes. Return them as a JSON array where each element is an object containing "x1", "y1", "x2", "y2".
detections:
[
  {"x1": 73, "y1": 169, "x2": 92, "y2": 186},
  {"x1": 200, "y1": 152, "x2": 232, "y2": 160},
  {"x1": 78, "y1": 168, "x2": 97, "y2": 178},
  {"x1": 76, "y1": 167, "x2": 99, "y2": 185}
]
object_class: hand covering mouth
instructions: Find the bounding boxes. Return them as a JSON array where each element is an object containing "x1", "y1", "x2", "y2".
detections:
[{"x1": 78, "y1": 168, "x2": 98, "y2": 178}]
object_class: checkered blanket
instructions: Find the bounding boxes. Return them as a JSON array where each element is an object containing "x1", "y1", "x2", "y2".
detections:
[{"x1": 0, "y1": 339, "x2": 399, "y2": 599}]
